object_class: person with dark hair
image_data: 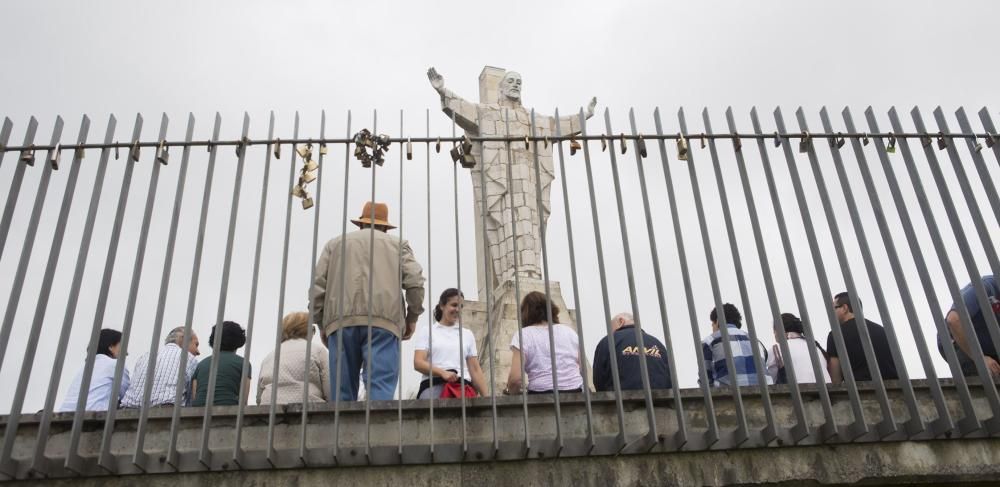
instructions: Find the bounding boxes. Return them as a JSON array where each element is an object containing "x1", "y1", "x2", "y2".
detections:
[
  {"x1": 701, "y1": 303, "x2": 769, "y2": 386},
  {"x1": 593, "y1": 312, "x2": 672, "y2": 392},
  {"x1": 939, "y1": 275, "x2": 1000, "y2": 378},
  {"x1": 258, "y1": 312, "x2": 330, "y2": 405},
  {"x1": 765, "y1": 313, "x2": 830, "y2": 384},
  {"x1": 310, "y1": 201, "x2": 425, "y2": 401},
  {"x1": 827, "y1": 292, "x2": 898, "y2": 383},
  {"x1": 505, "y1": 291, "x2": 584, "y2": 394},
  {"x1": 58, "y1": 329, "x2": 130, "y2": 412},
  {"x1": 191, "y1": 321, "x2": 250, "y2": 407},
  {"x1": 412, "y1": 289, "x2": 488, "y2": 398},
  {"x1": 121, "y1": 326, "x2": 201, "y2": 408}
]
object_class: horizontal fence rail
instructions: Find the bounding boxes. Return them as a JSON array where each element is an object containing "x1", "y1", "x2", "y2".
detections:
[{"x1": 0, "y1": 106, "x2": 998, "y2": 481}]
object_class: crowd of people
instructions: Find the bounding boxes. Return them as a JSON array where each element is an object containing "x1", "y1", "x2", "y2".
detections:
[{"x1": 57, "y1": 201, "x2": 1000, "y2": 412}]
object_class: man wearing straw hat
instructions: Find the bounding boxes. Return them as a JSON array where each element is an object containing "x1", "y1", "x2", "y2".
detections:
[{"x1": 310, "y1": 201, "x2": 425, "y2": 401}]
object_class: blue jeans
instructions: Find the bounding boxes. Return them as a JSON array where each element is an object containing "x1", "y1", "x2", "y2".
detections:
[{"x1": 327, "y1": 326, "x2": 399, "y2": 401}]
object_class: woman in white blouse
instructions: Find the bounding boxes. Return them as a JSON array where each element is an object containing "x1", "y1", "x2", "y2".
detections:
[
  {"x1": 258, "y1": 311, "x2": 331, "y2": 405},
  {"x1": 766, "y1": 313, "x2": 831, "y2": 384},
  {"x1": 59, "y1": 329, "x2": 129, "y2": 412},
  {"x1": 413, "y1": 288, "x2": 488, "y2": 398}
]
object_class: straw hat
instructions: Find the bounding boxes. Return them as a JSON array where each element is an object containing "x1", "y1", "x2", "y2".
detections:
[{"x1": 351, "y1": 201, "x2": 396, "y2": 229}]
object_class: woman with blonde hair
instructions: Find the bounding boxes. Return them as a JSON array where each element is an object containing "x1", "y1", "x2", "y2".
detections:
[{"x1": 258, "y1": 311, "x2": 331, "y2": 405}]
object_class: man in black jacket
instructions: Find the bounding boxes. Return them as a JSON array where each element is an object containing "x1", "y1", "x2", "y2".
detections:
[{"x1": 593, "y1": 313, "x2": 672, "y2": 391}]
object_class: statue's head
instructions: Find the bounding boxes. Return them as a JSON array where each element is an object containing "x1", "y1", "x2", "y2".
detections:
[{"x1": 498, "y1": 71, "x2": 522, "y2": 102}]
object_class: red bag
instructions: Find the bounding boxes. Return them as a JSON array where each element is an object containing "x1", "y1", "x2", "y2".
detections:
[{"x1": 440, "y1": 381, "x2": 477, "y2": 398}]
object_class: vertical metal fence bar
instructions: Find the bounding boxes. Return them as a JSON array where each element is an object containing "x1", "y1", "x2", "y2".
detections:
[
  {"x1": 424, "y1": 109, "x2": 441, "y2": 462},
  {"x1": 396, "y1": 109, "x2": 404, "y2": 462},
  {"x1": 167, "y1": 113, "x2": 222, "y2": 468},
  {"x1": 267, "y1": 112, "x2": 299, "y2": 465},
  {"x1": 364, "y1": 109, "x2": 378, "y2": 463},
  {"x1": 603, "y1": 109, "x2": 658, "y2": 450},
  {"x1": 956, "y1": 109, "x2": 1000, "y2": 230},
  {"x1": 627, "y1": 109, "x2": 685, "y2": 450},
  {"x1": 819, "y1": 108, "x2": 929, "y2": 436},
  {"x1": 0, "y1": 117, "x2": 39, "y2": 370},
  {"x1": 133, "y1": 114, "x2": 195, "y2": 469},
  {"x1": 774, "y1": 108, "x2": 871, "y2": 440},
  {"x1": 0, "y1": 118, "x2": 12, "y2": 171},
  {"x1": 980, "y1": 109, "x2": 1000, "y2": 168},
  {"x1": 504, "y1": 107, "x2": 531, "y2": 456},
  {"x1": 0, "y1": 116, "x2": 64, "y2": 477},
  {"x1": 703, "y1": 108, "x2": 778, "y2": 446},
  {"x1": 198, "y1": 113, "x2": 250, "y2": 468},
  {"x1": 0, "y1": 117, "x2": 36, "y2": 264},
  {"x1": 729, "y1": 108, "x2": 813, "y2": 444},
  {"x1": 863, "y1": 108, "x2": 991, "y2": 434},
  {"x1": 578, "y1": 109, "x2": 627, "y2": 448},
  {"x1": 932, "y1": 109, "x2": 1000, "y2": 303},
  {"x1": 554, "y1": 109, "x2": 595, "y2": 453},
  {"x1": 652, "y1": 108, "x2": 719, "y2": 448},
  {"x1": 233, "y1": 112, "x2": 274, "y2": 467},
  {"x1": 750, "y1": 108, "x2": 843, "y2": 442},
  {"x1": 98, "y1": 113, "x2": 165, "y2": 473},
  {"x1": 332, "y1": 110, "x2": 352, "y2": 464},
  {"x1": 841, "y1": 108, "x2": 960, "y2": 436},
  {"x1": 529, "y1": 110, "x2": 564, "y2": 455},
  {"x1": 64, "y1": 115, "x2": 117, "y2": 474},
  {"x1": 79, "y1": 112, "x2": 139, "y2": 473},
  {"x1": 301, "y1": 111, "x2": 325, "y2": 464},
  {"x1": 424, "y1": 108, "x2": 435, "y2": 459},
  {"x1": 884, "y1": 108, "x2": 1000, "y2": 431},
  {"x1": 678, "y1": 108, "x2": 750, "y2": 448},
  {"x1": 451, "y1": 111, "x2": 470, "y2": 458},
  {"x1": 29, "y1": 115, "x2": 92, "y2": 476},
  {"x1": 476, "y1": 111, "x2": 501, "y2": 458},
  {"x1": 793, "y1": 108, "x2": 899, "y2": 438}
]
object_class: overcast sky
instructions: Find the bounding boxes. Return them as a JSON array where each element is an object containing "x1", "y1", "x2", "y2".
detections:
[{"x1": 1, "y1": 0, "x2": 999, "y2": 412}]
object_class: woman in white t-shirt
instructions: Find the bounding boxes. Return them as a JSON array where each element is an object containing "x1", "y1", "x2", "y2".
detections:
[
  {"x1": 766, "y1": 313, "x2": 831, "y2": 384},
  {"x1": 506, "y1": 291, "x2": 584, "y2": 394},
  {"x1": 413, "y1": 288, "x2": 488, "y2": 399}
]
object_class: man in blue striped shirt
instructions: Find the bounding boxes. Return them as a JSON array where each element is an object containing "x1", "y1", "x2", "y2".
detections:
[{"x1": 701, "y1": 303, "x2": 769, "y2": 387}]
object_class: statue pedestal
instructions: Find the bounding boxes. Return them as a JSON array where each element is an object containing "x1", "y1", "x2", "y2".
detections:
[{"x1": 461, "y1": 279, "x2": 586, "y2": 393}]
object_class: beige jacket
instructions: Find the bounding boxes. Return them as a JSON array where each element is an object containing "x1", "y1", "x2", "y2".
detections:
[
  {"x1": 257, "y1": 336, "x2": 331, "y2": 405},
  {"x1": 310, "y1": 229, "x2": 425, "y2": 338}
]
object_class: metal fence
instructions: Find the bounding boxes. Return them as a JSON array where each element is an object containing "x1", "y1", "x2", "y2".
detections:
[{"x1": 0, "y1": 105, "x2": 998, "y2": 480}]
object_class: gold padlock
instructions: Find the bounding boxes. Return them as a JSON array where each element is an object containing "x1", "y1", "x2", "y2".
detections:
[
  {"x1": 676, "y1": 134, "x2": 689, "y2": 161},
  {"x1": 291, "y1": 184, "x2": 306, "y2": 198},
  {"x1": 319, "y1": 143, "x2": 328, "y2": 155},
  {"x1": 302, "y1": 170, "x2": 317, "y2": 184},
  {"x1": 569, "y1": 138, "x2": 581, "y2": 156},
  {"x1": 302, "y1": 197, "x2": 314, "y2": 210},
  {"x1": 156, "y1": 140, "x2": 169, "y2": 165},
  {"x1": 303, "y1": 160, "x2": 318, "y2": 171},
  {"x1": 296, "y1": 144, "x2": 312, "y2": 159}
]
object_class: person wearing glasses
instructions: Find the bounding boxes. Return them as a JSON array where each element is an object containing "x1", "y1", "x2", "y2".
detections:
[{"x1": 827, "y1": 292, "x2": 899, "y2": 383}]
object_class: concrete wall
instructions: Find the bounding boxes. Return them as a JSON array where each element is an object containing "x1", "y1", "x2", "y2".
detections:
[{"x1": 3, "y1": 380, "x2": 999, "y2": 485}]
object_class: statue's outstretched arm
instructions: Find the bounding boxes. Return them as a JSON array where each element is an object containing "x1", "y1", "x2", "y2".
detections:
[
  {"x1": 427, "y1": 67, "x2": 479, "y2": 132},
  {"x1": 556, "y1": 97, "x2": 598, "y2": 136}
]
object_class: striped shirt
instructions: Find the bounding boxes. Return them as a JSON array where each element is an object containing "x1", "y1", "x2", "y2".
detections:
[
  {"x1": 701, "y1": 324, "x2": 770, "y2": 387},
  {"x1": 121, "y1": 343, "x2": 199, "y2": 408}
]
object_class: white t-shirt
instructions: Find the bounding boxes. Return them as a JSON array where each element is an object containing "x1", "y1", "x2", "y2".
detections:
[
  {"x1": 510, "y1": 324, "x2": 583, "y2": 392},
  {"x1": 413, "y1": 321, "x2": 478, "y2": 382}
]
